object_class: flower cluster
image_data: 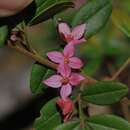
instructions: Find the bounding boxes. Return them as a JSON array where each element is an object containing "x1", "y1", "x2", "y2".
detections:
[{"x1": 43, "y1": 21, "x2": 86, "y2": 121}]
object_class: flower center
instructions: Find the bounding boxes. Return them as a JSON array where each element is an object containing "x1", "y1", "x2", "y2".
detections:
[
  {"x1": 64, "y1": 57, "x2": 69, "y2": 64},
  {"x1": 61, "y1": 77, "x2": 69, "y2": 85}
]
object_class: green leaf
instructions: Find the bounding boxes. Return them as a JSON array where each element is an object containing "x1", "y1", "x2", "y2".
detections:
[
  {"x1": 54, "y1": 120, "x2": 91, "y2": 130},
  {"x1": 34, "y1": 98, "x2": 62, "y2": 130},
  {"x1": 112, "y1": 9, "x2": 130, "y2": 37},
  {"x1": 54, "y1": 114, "x2": 130, "y2": 130},
  {"x1": 54, "y1": 121, "x2": 80, "y2": 130},
  {"x1": 87, "y1": 123, "x2": 117, "y2": 130},
  {"x1": 72, "y1": 0, "x2": 112, "y2": 38},
  {"x1": 81, "y1": 81, "x2": 128, "y2": 105},
  {"x1": 30, "y1": 63, "x2": 54, "y2": 94},
  {"x1": 30, "y1": 63, "x2": 47, "y2": 94},
  {"x1": 88, "y1": 114, "x2": 130, "y2": 130},
  {"x1": 29, "y1": 0, "x2": 74, "y2": 25},
  {"x1": 35, "y1": 0, "x2": 46, "y2": 7},
  {"x1": 0, "y1": 26, "x2": 8, "y2": 47}
]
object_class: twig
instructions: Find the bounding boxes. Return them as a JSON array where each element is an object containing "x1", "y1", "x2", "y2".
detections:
[
  {"x1": 110, "y1": 57, "x2": 130, "y2": 121},
  {"x1": 7, "y1": 41, "x2": 96, "y2": 84},
  {"x1": 78, "y1": 94, "x2": 85, "y2": 128},
  {"x1": 7, "y1": 41, "x2": 57, "y2": 70},
  {"x1": 120, "y1": 98, "x2": 130, "y2": 121},
  {"x1": 111, "y1": 57, "x2": 130, "y2": 80}
]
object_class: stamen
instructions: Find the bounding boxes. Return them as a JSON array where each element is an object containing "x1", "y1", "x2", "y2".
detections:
[{"x1": 64, "y1": 58, "x2": 69, "y2": 64}]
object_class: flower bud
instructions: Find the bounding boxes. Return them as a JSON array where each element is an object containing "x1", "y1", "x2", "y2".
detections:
[
  {"x1": 0, "y1": 0, "x2": 33, "y2": 17},
  {"x1": 57, "y1": 98, "x2": 74, "y2": 115}
]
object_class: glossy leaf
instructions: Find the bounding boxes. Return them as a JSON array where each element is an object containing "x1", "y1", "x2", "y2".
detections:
[
  {"x1": 87, "y1": 123, "x2": 116, "y2": 130},
  {"x1": 54, "y1": 121, "x2": 90, "y2": 130},
  {"x1": 88, "y1": 114, "x2": 130, "y2": 130},
  {"x1": 34, "y1": 98, "x2": 62, "y2": 130},
  {"x1": 72, "y1": 0, "x2": 112, "y2": 38},
  {"x1": 81, "y1": 81, "x2": 128, "y2": 105},
  {"x1": 29, "y1": 0, "x2": 74, "y2": 25},
  {"x1": 112, "y1": 9, "x2": 130, "y2": 37},
  {"x1": 54, "y1": 121, "x2": 79, "y2": 130},
  {"x1": 0, "y1": 26, "x2": 8, "y2": 47},
  {"x1": 30, "y1": 63, "x2": 54, "y2": 94},
  {"x1": 54, "y1": 114, "x2": 130, "y2": 130}
]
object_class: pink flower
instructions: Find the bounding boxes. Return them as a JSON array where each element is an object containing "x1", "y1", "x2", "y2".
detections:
[
  {"x1": 58, "y1": 22, "x2": 86, "y2": 45},
  {"x1": 47, "y1": 44, "x2": 83, "y2": 74},
  {"x1": 43, "y1": 70, "x2": 85, "y2": 99},
  {"x1": 57, "y1": 98, "x2": 74, "y2": 122}
]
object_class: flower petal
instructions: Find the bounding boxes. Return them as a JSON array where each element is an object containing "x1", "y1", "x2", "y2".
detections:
[
  {"x1": 63, "y1": 44, "x2": 75, "y2": 58},
  {"x1": 43, "y1": 75, "x2": 62, "y2": 88},
  {"x1": 70, "y1": 73, "x2": 85, "y2": 86},
  {"x1": 63, "y1": 99, "x2": 74, "y2": 116},
  {"x1": 60, "y1": 84, "x2": 72, "y2": 99},
  {"x1": 56, "y1": 98, "x2": 74, "y2": 116},
  {"x1": 70, "y1": 38, "x2": 86, "y2": 45},
  {"x1": 47, "y1": 51, "x2": 63, "y2": 63},
  {"x1": 69, "y1": 57, "x2": 83, "y2": 69},
  {"x1": 58, "y1": 22, "x2": 71, "y2": 40},
  {"x1": 72, "y1": 24, "x2": 86, "y2": 40},
  {"x1": 58, "y1": 63, "x2": 71, "y2": 77}
]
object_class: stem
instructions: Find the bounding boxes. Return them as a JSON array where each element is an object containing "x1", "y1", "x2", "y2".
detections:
[
  {"x1": 20, "y1": 21, "x2": 36, "y2": 54},
  {"x1": 7, "y1": 41, "x2": 57, "y2": 70},
  {"x1": 120, "y1": 98, "x2": 130, "y2": 121},
  {"x1": 110, "y1": 57, "x2": 130, "y2": 121},
  {"x1": 23, "y1": 28, "x2": 36, "y2": 54},
  {"x1": 111, "y1": 57, "x2": 130, "y2": 80},
  {"x1": 78, "y1": 94, "x2": 85, "y2": 128},
  {"x1": 83, "y1": 75, "x2": 96, "y2": 85},
  {"x1": 7, "y1": 41, "x2": 96, "y2": 83}
]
